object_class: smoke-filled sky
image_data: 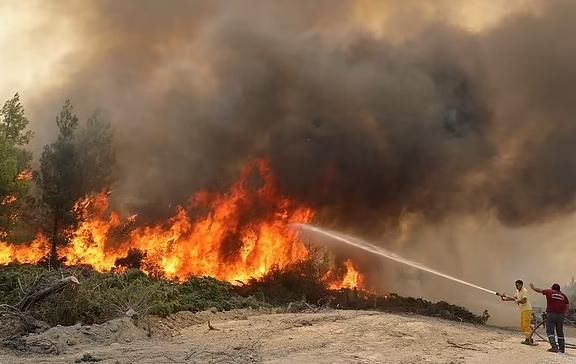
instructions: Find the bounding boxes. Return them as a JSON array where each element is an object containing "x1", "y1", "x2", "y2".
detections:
[
  {"x1": 2, "y1": 0, "x2": 570, "y2": 227},
  {"x1": 2, "y1": 0, "x2": 576, "y2": 320}
]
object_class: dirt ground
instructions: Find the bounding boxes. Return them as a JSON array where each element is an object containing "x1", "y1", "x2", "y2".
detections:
[{"x1": 0, "y1": 309, "x2": 574, "y2": 364}]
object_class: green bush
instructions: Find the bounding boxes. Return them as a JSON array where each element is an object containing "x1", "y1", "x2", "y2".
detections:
[{"x1": 0, "y1": 264, "x2": 270, "y2": 326}]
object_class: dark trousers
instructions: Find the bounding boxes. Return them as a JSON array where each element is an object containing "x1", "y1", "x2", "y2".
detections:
[{"x1": 546, "y1": 312, "x2": 565, "y2": 352}]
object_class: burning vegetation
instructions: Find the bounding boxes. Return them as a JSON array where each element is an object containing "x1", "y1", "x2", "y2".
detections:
[
  {"x1": 0, "y1": 159, "x2": 364, "y2": 290},
  {"x1": 325, "y1": 259, "x2": 364, "y2": 290}
]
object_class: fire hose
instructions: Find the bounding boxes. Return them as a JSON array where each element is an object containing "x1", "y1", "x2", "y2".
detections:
[
  {"x1": 496, "y1": 293, "x2": 576, "y2": 350},
  {"x1": 529, "y1": 312, "x2": 576, "y2": 349}
]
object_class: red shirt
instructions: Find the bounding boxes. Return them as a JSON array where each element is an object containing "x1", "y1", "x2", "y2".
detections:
[{"x1": 542, "y1": 289, "x2": 569, "y2": 314}]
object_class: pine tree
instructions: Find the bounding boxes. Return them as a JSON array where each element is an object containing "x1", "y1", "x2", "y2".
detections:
[
  {"x1": 38, "y1": 100, "x2": 81, "y2": 266},
  {"x1": 0, "y1": 93, "x2": 33, "y2": 237}
]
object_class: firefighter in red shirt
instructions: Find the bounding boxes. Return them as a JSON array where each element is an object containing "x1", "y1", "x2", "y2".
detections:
[{"x1": 530, "y1": 283, "x2": 570, "y2": 353}]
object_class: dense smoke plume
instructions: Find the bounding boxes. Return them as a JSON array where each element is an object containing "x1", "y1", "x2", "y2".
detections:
[
  {"x1": 4, "y1": 0, "x2": 576, "y2": 324},
  {"x1": 18, "y1": 0, "x2": 575, "y2": 232}
]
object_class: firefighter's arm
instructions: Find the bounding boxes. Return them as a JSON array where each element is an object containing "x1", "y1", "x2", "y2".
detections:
[
  {"x1": 497, "y1": 293, "x2": 516, "y2": 302},
  {"x1": 530, "y1": 283, "x2": 543, "y2": 293}
]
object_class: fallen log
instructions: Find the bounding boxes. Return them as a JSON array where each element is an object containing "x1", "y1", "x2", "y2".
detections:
[
  {"x1": 0, "y1": 304, "x2": 50, "y2": 337},
  {"x1": 16, "y1": 276, "x2": 80, "y2": 312},
  {"x1": 0, "y1": 276, "x2": 80, "y2": 343}
]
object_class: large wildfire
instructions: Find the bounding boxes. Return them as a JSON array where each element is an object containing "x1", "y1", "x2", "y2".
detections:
[
  {"x1": 0, "y1": 160, "x2": 363, "y2": 289},
  {"x1": 9, "y1": 1, "x2": 576, "y2": 300}
]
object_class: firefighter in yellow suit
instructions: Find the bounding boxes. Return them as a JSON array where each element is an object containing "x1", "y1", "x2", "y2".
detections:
[{"x1": 500, "y1": 279, "x2": 534, "y2": 344}]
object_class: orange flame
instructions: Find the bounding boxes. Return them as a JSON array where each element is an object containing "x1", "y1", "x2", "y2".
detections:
[
  {"x1": 0, "y1": 234, "x2": 49, "y2": 265},
  {"x1": 327, "y1": 259, "x2": 364, "y2": 290},
  {"x1": 59, "y1": 159, "x2": 314, "y2": 282},
  {"x1": 15, "y1": 169, "x2": 33, "y2": 182},
  {"x1": 1, "y1": 195, "x2": 17, "y2": 206}
]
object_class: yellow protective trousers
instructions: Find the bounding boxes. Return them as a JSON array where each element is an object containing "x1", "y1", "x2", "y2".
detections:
[{"x1": 520, "y1": 310, "x2": 533, "y2": 339}]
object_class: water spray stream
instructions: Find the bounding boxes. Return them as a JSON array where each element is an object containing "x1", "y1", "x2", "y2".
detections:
[{"x1": 294, "y1": 224, "x2": 498, "y2": 296}]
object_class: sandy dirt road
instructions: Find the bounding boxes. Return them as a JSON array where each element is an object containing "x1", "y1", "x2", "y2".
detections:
[{"x1": 0, "y1": 310, "x2": 574, "y2": 363}]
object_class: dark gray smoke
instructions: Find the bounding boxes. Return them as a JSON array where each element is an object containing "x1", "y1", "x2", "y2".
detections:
[{"x1": 28, "y1": 0, "x2": 576, "y2": 230}]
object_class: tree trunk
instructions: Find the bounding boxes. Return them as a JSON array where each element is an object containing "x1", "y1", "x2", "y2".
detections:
[{"x1": 50, "y1": 209, "x2": 59, "y2": 269}]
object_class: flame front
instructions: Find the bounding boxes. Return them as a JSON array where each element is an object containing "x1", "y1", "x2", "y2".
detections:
[
  {"x1": 59, "y1": 159, "x2": 314, "y2": 282},
  {"x1": 0, "y1": 160, "x2": 367, "y2": 289}
]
